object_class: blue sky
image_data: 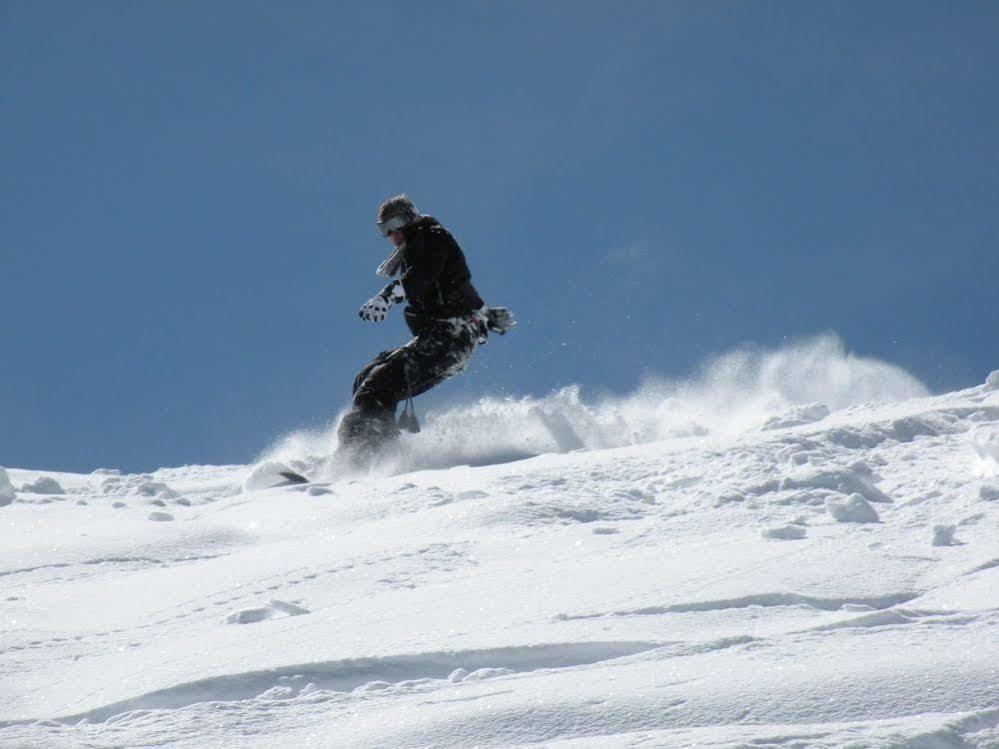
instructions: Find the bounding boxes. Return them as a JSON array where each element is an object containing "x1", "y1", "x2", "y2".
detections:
[{"x1": 2, "y1": 1, "x2": 997, "y2": 473}]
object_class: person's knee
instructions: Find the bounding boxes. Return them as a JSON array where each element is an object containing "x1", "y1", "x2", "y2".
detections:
[
  {"x1": 353, "y1": 350, "x2": 396, "y2": 396},
  {"x1": 352, "y1": 387, "x2": 395, "y2": 415},
  {"x1": 356, "y1": 360, "x2": 408, "y2": 406},
  {"x1": 351, "y1": 368, "x2": 370, "y2": 395}
]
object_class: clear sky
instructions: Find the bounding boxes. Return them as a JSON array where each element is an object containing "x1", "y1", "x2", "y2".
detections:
[{"x1": 2, "y1": 1, "x2": 998, "y2": 473}]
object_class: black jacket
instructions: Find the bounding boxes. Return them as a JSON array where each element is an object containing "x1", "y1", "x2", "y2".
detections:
[{"x1": 398, "y1": 216, "x2": 484, "y2": 335}]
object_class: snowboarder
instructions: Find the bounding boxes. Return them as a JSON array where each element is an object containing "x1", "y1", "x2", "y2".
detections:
[{"x1": 334, "y1": 195, "x2": 514, "y2": 468}]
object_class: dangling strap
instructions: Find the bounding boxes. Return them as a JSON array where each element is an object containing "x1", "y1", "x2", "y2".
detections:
[{"x1": 399, "y1": 359, "x2": 421, "y2": 433}]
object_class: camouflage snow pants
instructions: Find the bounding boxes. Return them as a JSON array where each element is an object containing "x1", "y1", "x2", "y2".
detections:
[{"x1": 336, "y1": 318, "x2": 480, "y2": 461}]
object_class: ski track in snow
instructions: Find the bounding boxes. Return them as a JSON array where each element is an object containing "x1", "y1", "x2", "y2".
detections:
[{"x1": 2, "y1": 355, "x2": 999, "y2": 747}]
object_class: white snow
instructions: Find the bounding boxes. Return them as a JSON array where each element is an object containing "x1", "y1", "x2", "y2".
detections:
[{"x1": 1, "y1": 339, "x2": 998, "y2": 748}]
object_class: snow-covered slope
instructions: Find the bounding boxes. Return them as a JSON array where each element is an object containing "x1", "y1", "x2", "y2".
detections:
[{"x1": 2, "y1": 345, "x2": 998, "y2": 748}]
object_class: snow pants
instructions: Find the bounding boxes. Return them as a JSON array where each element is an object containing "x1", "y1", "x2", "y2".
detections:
[{"x1": 336, "y1": 318, "x2": 479, "y2": 460}]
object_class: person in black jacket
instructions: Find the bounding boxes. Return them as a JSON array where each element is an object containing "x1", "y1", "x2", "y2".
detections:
[{"x1": 336, "y1": 195, "x2": 514, "y2": 466}]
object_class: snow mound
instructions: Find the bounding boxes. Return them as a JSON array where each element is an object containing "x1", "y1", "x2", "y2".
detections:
[
  {"x1": 0, "y1": 467, "x2": 15, "y2": 506},
  {"x1": 20, "y1": 476, "x2": 64, "y2": 494},
  {"x1": 986, "y1": 370, "x2": 999, "y2": 390},
  {"x1": 772, "y1": 461, "x2": 892, "y2": 505},
  {"x1": 96, "y1": 473, "x2": 183, "y2": 500}
]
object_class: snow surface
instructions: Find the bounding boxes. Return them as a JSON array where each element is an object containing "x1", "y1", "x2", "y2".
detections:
[{"x1": 2, "y1": 339, "x2": 998, "y2": 748}]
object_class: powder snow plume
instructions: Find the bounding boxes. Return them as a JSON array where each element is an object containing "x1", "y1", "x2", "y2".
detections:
[{"x1": 258, "y1": 333, "x2": 929, "y2": 473}]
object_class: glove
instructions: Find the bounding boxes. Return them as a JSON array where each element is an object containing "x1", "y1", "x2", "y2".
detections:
[
  {"x1": 359, "y1": 281, "x2": 405, "y2": 323},
  {"x1": 359, "y1": 295, "x2": 391, "y2": 322},
  {"x1": 486, "y1": 306, "x2": 515, "y2": 334}
]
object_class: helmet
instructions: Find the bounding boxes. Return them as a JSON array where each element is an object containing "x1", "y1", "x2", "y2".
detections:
[{"x1": 376, "y1": 194, "x2": 419, "y2": 236}]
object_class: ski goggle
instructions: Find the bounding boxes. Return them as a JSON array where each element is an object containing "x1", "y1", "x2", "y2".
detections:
[{"x1": 377, "y1": 215, "x2": 409, "y2": 237}]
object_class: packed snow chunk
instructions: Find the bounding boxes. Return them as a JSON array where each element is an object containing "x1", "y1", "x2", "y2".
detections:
[
  {"x1": 225, "y1": 599, "x2": 309, "y2": 625},
  {"x1": 932, "y1": 524, "x2": 958, "y2": 547},
  {"x1": 761, "y1": 524, "x2": 807, "y2": 540},
  {"x1": 826, "y1": 493, "x2": 880, "y2": 523},
  {"x1": 244, "y1": 461, "x2": 308, "y2": 492},
  {"x1": 980, "y1": 483, "x2": 999, "y2": 502},
  {"x1": 0, "y1": 468, "x2": 15, "y2": 506},
  {"x1": 448, "y1": 668, "x2": 470, "y2": 683},
  {"x1": 986, "y1": 370, "x2": 999, "y2": 390},
  {"x1": 971, "y1": 426, "x2": 999, "y2": 470},
  {"x1": 147, "y1": 511, "x2": 174, "y2": 522},
  {"x1": 20, "y1": 476, "x2": 64, "y2": 494},
  {"x1": 761, "y1": 403, "x2": 830, "y2": 431}
]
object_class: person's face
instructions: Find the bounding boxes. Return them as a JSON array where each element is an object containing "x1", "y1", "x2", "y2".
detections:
[{"x1": 387, "y1": 229, "x2": 405, "y2": 248}]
